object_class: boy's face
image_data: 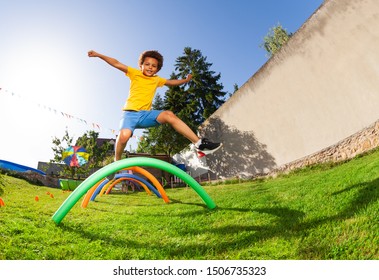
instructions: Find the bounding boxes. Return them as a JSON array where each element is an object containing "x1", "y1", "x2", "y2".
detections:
[{"x1": 140, "y1": 57, "x2": 159, "y2": 77}]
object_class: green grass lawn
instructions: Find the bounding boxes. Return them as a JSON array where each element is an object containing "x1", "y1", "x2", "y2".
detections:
[{"x1": 0, "y1": 150, "x2": 378, "y2": 260}]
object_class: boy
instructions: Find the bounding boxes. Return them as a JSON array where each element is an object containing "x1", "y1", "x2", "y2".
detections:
[{"x1": 88, "y1": 50, "x2": 222, "y2": 161}]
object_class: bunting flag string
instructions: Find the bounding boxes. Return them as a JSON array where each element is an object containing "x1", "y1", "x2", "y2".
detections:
[
  {"x1": 0, "y1": 87, "x2": 108, "y2": 132},
  {"x1": 0, "y1": 87, "x2": 144, "y2": 139}
]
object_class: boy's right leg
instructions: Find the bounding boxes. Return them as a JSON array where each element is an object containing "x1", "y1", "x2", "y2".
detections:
[{"x1": 115, "y1": 128, "x2": 133, "y2": 161}]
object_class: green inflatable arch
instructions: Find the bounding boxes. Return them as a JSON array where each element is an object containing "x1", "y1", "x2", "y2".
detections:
[{"x1": 52, "y1": 157, "x2": 216, "y2": 224}]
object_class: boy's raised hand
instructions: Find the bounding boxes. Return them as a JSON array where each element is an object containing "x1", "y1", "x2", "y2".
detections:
[
  {"x1": 186, "y1": 74, "x2": 193, "y2": 82},
  {"x1": 88, "y1": 50, "x2": 99, "y2": 57}
]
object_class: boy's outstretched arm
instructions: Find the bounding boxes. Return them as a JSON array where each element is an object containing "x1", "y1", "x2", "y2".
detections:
[
  {"x1": 88, "y1": 50, "x2": 128, "y2": 73},
  {"x1": 165, "y1": 74, "x2": 192, "y2": 86}
]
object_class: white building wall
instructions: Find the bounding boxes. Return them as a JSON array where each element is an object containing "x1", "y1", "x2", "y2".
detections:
[{"x1": 198, "y1": 0, "x2": 379, "y2": 178}]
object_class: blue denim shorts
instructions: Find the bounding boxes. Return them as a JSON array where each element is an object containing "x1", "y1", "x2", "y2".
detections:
[{"x1": 119, "y1": 110, "x2": 163, "y2": 133}]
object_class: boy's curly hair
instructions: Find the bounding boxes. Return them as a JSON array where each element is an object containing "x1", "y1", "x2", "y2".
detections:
[{"x1": 138, "y1": 50, "x2": 164, "y2": 71}]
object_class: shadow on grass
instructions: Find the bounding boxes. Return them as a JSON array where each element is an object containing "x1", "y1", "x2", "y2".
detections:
[
  {"x1": 295, "y1": 177, "x2": 379, "y2": 258},
  {"x1": 56, "y1": 177, "x2": 378, "y2": 259},
  {"x1": 169, "y1": 198, "x2": 209, "y2": 209},
  {"x1": 331, "y1": 177, "x2": 379, "y2": 217}
]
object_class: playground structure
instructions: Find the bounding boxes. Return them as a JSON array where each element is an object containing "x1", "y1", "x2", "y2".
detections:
[{"x1": 52, "y1": 157, "x2": 216, "y2": 224}]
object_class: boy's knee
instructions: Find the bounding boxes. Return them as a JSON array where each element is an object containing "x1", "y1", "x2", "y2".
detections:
[
  {"x1": 164, "y1": 110, "x2": 175, "y2": 117},
  {"x1": 159, "y1": 110, "x2": 177, "y2": 123},
  {"x1": 118, "y1": 130, "x2": 132, "y2": 144}
]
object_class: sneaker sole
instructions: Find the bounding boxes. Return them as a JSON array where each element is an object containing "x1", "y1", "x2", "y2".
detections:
[{"x1": 197, "y1": 143, "x2": 223, "y2": 157}]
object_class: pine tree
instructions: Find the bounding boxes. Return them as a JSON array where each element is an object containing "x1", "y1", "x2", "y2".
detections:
[{"x1": 165, "y1": 47, "x2": 226, "y2": 130}]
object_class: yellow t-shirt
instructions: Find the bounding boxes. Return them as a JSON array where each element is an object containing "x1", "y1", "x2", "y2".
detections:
[{"x1": 123, "y1": 67, "x2": 167, "y2": 111}]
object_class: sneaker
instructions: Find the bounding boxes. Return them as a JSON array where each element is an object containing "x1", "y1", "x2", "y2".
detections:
[{"x1": 196, "y1": 138, "x2": 222, "y2": 157}]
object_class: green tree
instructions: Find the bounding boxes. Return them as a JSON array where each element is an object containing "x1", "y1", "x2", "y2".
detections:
[
  {"x1": 261, "y1": 23, "x2": 293, "y2": 57},
  {"x1": 233, "y1": 83, "x2": 239, "y2": 93},
  {"x1": 137, "y1": 47, "x2": 227, "y2": 156},
  {"x1": 166, "y1": 47, "x2": 226, "y2": 126},
  {"x1": 50, "y1": 129, "x2": 76, "y2": 178},
  {"x1": 152, "y1": 93, "x2": 165, "y2": 110},
  {"x1": 226, "y1": 83, "x2": 239, "y2": 99}
]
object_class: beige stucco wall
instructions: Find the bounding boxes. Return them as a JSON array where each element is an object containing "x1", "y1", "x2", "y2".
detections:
[{"x1": 200, "y1": 0, "x2": 379, "y2": 178}]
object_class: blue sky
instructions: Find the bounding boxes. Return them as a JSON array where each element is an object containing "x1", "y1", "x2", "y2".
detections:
[{"x1": 0, "y1": 0, "x2": 324, "y2": 168}]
